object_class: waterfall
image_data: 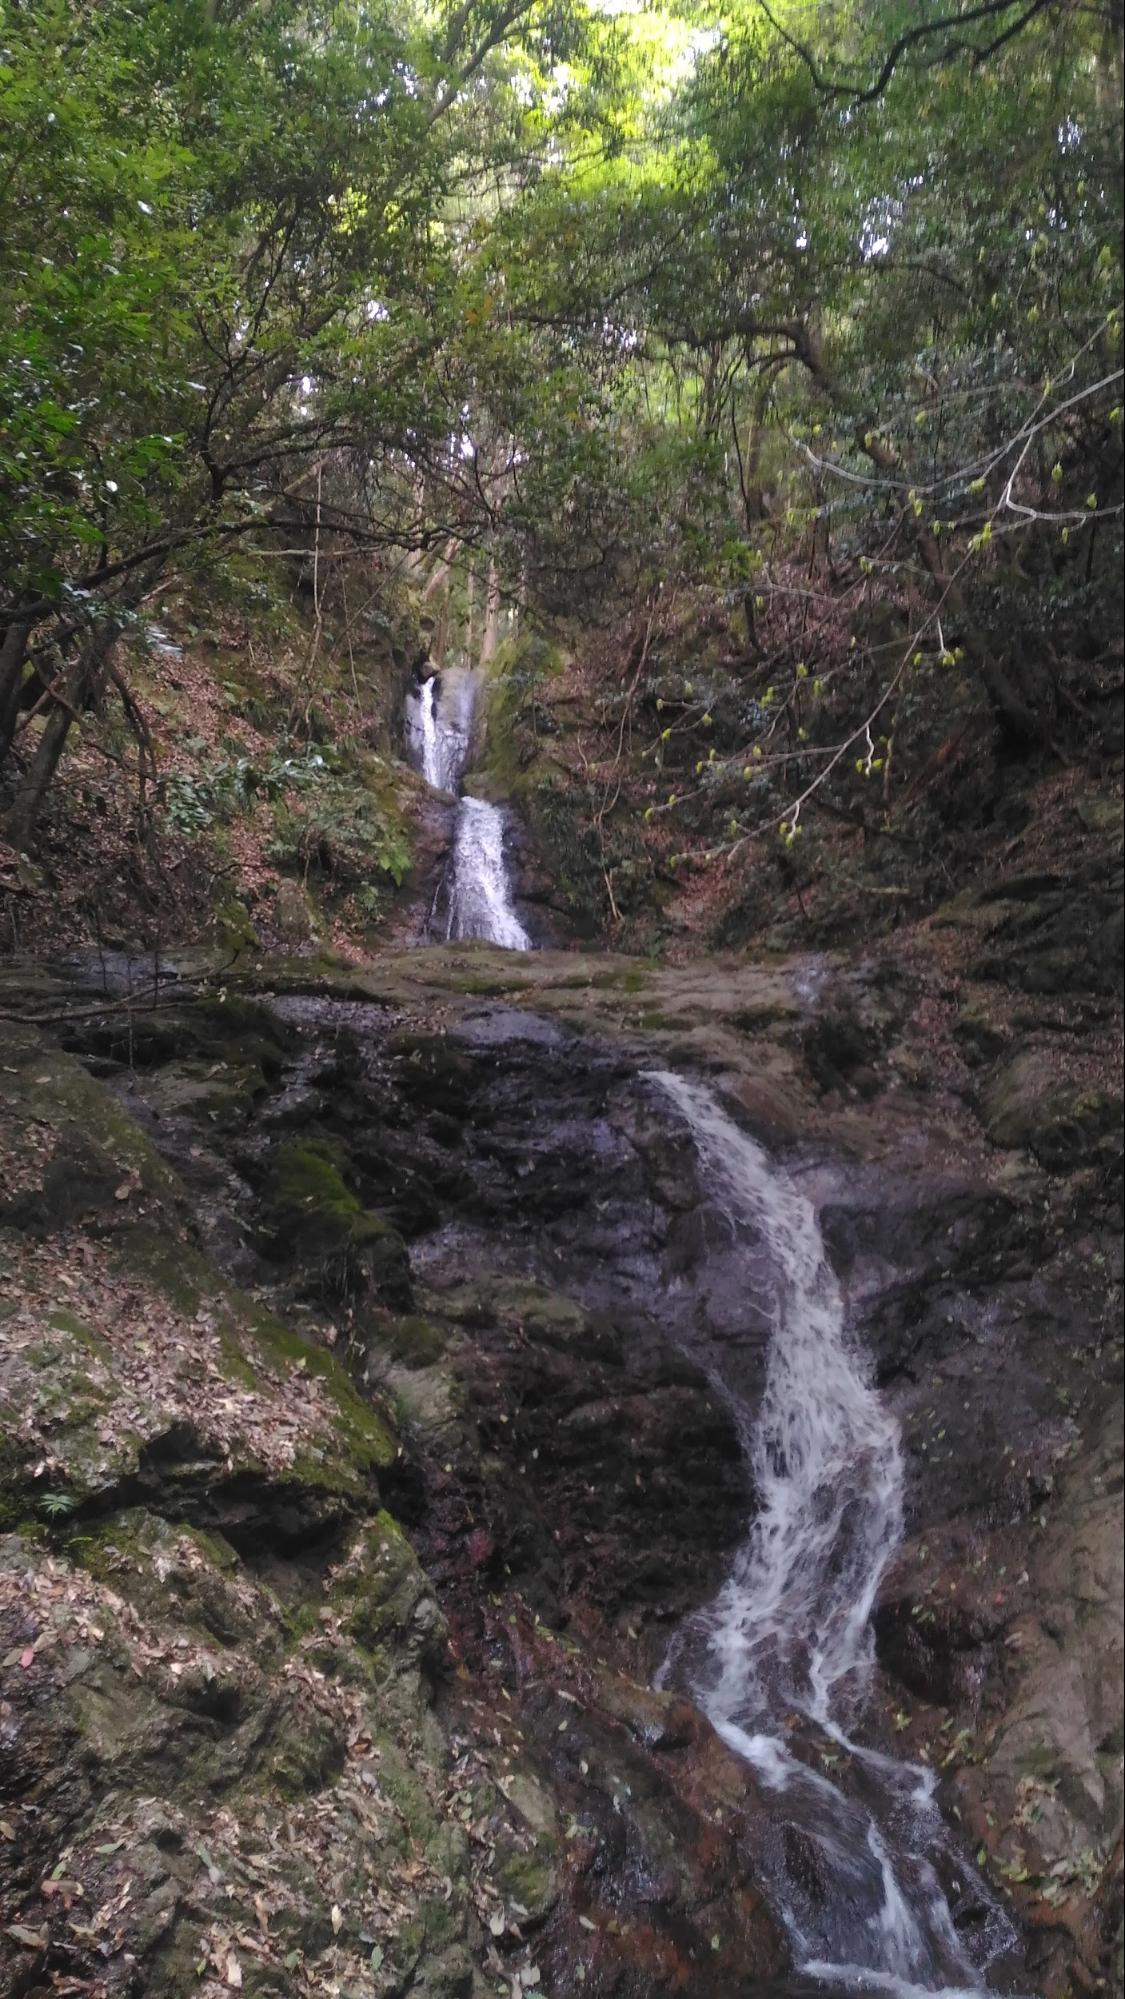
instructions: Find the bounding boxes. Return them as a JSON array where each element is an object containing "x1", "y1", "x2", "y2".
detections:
[
  {"x1": 415, "y1": 676, "x2": 444, "y2": 790},
  {"x1": 648, "y1": 1072, "x2": 1017, "y2": 1998},
  {"x1": 406, "y1": 670, "x2": 530, "y2": 951},
  {"x1": 442, "y1": 797, "x2": 530, "y2": 950}
]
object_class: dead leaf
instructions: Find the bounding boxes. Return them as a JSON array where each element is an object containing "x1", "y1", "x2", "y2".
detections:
[
  {"x1": 330, "y1": 1903, "x2": 343, "y2": 1935},
  {"x1": 40, "y1": 1880, "x2": 82, "y2": 1908},
  {"x1": 225, "y1": 1955, "x2": 242, "y2": 1988},
  {"x1": 5, "y1": 1924, "x2": 47, "y2": 1950}
]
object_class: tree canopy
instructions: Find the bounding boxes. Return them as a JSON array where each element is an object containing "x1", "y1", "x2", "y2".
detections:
[{"x1": 1, "y1": 0, "x2": 1121, "y2": 845}]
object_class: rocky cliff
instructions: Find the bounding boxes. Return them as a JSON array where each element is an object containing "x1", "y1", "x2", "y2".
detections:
[{"x1": 2, "y1": 832, "x2": 1120, "y2": 1998}]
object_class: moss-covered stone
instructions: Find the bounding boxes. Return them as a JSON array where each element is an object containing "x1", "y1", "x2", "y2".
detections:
[
  {"x1": 983, "y1": 1050, "x2": 1123, "y2": 1169},
  {"x1": 327, "y1": 1512, "x2": 447, "y2": 1674},
  {"x1": 262, "y1": 1138, "x2": 413, "y2": 1306},
  {"x1": 953, "y1": 1005, "x2": 1010, "y2": 1067},
  {"x1": 262, "y1": 1692, "x2": 348, "y2": 1799},
  {"x1": 491, "y1": 1839, "x2": 560, "y2": 1925},
  {"x1": 242, "y1": 1303, "x2": 399, "y2": 1477},
  {"x1": 0, "y1": 1024, "x2": 186, "y2": 1236},
  {"x1": 368, "y1": 1312, "x2": 448, "y2": 1370}
]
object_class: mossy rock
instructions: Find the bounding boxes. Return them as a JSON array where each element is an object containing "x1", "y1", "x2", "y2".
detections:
[
  {"x1": 209, "y1": 893, "x2": 261, "y2": 958},
  {"x1": 367, "y1": 1312, "x2": 448, "y2": 1370},
  {"x1": 953, "y1": 1006, "x2": 1010, "y2": 1067},
  {"x1": 261, "y1": 1139, "x2": 413, "y2": 1306},
  {"x1": 328, "y1": 1512, "x2": 447, "y2": 1674},
  {"x1": 57, "y1": 991, "x2": 291, "y2": 1074},
  {"x1": 271, "y1": 879, "x2": 321, "y2": 944},
  {"x1": 261, "y1": 1688, "x2": 349, "y2": 1799},
  {"x1": 491, "y1": 1839, "x2": 560, "y2": 1925},
  {"x1": 245, "y1": 1304, "x2": 399, "y2": 1480},
  {"x1": 983, "y1": 1051, "x2": 1123, "y2": 1171},
  {"x1": 70, "y1": 1512, "x2": 263, "y2": 1650},
  {"x1": 0, "y1": 1025, "x2": 186, "y2": 1236}
]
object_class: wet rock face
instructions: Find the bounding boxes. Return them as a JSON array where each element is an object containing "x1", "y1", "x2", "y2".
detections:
[
  {"x1": 410, "y1": 1275, "x2": 748, "y2": 1671},
  {"x1": 3, "y1": 942, "x2": 1120, "y2": 1999},
  {"x1": 0, "y1": 980, "x2": 791, "y2": 1999}
]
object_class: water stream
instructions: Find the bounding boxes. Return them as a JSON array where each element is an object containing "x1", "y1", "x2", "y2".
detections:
[
  {"x1": 404, "y1": 670, "x2": 1017, "y2": 1993},
  {"x1": 649, "y1": 1072, "x2": 1018, "y2": 1998},
  {"x1": 407, "y1": 669, "x2": 530, "y2": 950}
]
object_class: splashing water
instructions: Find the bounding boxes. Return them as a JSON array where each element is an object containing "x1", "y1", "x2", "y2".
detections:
[
  {"x1": 411, "y1": 673, "x2": 474, "y2": 794},
  {"x1": 415, "y1": 676, "x2": 444, "y2": 789},
  {"x1": 648, "y1": 1071, "x2": 1018, "y2": 1998},
  {"x1": 654, "y1": 1070, "x2": 902, "y2": 1727},
  {"x1": 443, "y1": 796, "x2": 530, "y2": 950}
]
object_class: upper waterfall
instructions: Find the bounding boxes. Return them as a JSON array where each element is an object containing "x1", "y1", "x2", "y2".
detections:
[{"x1": 406, "y1": 667, "x2": 532, "y2": 952}]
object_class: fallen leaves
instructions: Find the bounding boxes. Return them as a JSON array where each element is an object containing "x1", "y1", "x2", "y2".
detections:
[
  {"x1": 5, "y1": 1924, "x2": 47, "y2": 1951},
  {"x1": 1, "y1": 1228, "x2": 360, "y2": 1498}
]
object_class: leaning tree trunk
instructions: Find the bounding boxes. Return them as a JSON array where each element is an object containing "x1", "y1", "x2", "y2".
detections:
[
  {"x1": 0, "y1": 613, "x2": 34, "y2": 770},
  {"x1": 4, "y1": 622, "x2": 118, "y2": 851}
]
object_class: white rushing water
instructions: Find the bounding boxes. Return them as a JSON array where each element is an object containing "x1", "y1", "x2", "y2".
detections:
[
  {"x1": 415, "y1": 676, "x2": 444, "y2": 789},
  {"x1": 412, "y1": 672, "x2": 475, "y2": 795},
  {"x1": 442, "y1": 795, "x2": 531, "y2": 950},
  {"x1": 407, "y1": 670, "x2": 530, "y2": 951},
  {"x1": 649, "y1": 1072, "x2": 1015, "y2": 1998}
]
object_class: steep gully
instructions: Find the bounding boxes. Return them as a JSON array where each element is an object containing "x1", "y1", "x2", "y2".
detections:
[{"x1": 404, "y1": 669, "x2": 1023, "y2": 1996}]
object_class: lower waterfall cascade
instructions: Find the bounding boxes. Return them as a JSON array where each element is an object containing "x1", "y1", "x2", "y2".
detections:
[{"x1": 649, "y1": 1072, "x2": 1021, "y2": 1999}]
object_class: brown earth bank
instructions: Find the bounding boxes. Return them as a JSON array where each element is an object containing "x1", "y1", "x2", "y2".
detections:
[{"x1": 1, "y1": 814, "x2": 1121, "y2": 1999}]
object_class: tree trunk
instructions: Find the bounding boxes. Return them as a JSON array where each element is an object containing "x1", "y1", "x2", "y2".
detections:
[
  {"x1": 480, "y1": 556, "x2": 501, "y2": 665},
  {"x1": 5, "y1": 623, "x2": 117, "y2": 850},
  {"x1": 0, "y1": 615, "x2": 34, "y2": 769}
]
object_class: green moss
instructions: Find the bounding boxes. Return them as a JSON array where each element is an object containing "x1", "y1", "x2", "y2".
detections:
[
  {"x1": 591, "y1": 966, "x2": 649, "y2": 993},
  {"x1": 372, "y1": 1314, "x2": 447, "y2": 1370},
  {"x1": 267, "y1": 1140, "x2": 387, "y2": 1252},
  {"x1": 0, "y1": 1031, "x2": 185, "y2": 1233},
  {"x1": 492, "y1": 1841, "x2": 560, "y2": 1924},
  {"x1": 111, "y1": 1228, "x2": 207, "y2": 1314},
  {"x1": 328, "y1": 1510, "x2": 440, "y2": 1665},
  {"x1": 263, "y1": 1700, "x2": 347, "y2": 1800},
  {"x1": 440, "y1": 970, "x2": 529, "y2": 996},
  {"x1": 112, "y1": 1221, "x2": 399, "y2": 1475},
  {"x1": 246, "y1": 1304, "x2": 398, "y2": 1475},
  {"x1": 262, "y1": 1139, "x2": 412, "y2": 1305},
  {"x1": 47, "y1": 1310, "x2": 107, "y2": 1354}
]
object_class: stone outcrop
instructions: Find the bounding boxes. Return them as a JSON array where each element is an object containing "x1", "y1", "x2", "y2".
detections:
[{"x1": 1, "y1": 879, "x2": 1120, "y2": 1997}]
